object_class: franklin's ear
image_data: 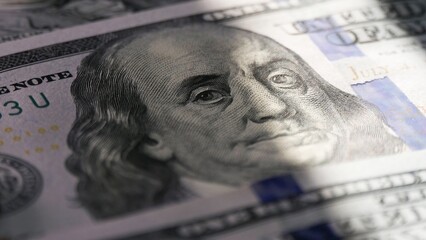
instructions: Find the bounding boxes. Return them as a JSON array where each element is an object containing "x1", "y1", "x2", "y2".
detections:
[{"x1": 139, "y1": 133, "x2": 173, "y2": 161}]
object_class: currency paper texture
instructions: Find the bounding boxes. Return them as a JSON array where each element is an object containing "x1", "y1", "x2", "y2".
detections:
[
  {"x1": 0, "y1": 0, "x2": 425, "y2": 238},
  {"x1": 35, "y1": 150, "x2": 426, "y2": 240},
  {"x1": 0, "y1": 0, "x2": 192, "y2": 43}
]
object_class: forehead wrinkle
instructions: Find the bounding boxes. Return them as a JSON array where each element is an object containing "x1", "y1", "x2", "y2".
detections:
[
  {"x1": 107, "y1": 26, "x2": 297, "y2": 104},
  {"x1": 146, "y1": 37, "x2": 194, "y2": 59},
  {"x1": 150, "y1": 50, "x2": 228, "y2": 95},
  {"x1": 229, "y1": 36, "x2": 289, "y2": 70},
  {"x1": 108, "y1": 42, "x2": 166, "y2": 105},
  {"x1": 113, "y1": 45, "x2": 229, "y2": 105},
  {"x1": 258, "y1": 57, "x2": 299, "y2": 70}
]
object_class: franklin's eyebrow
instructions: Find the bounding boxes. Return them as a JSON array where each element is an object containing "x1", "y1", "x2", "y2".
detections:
[
  {"x1": 260, "y1": 58, "x2": 296, "y2": 68},
  {"x1": 177, "y1": 74, "x2": 222, "y2": 93},
  {"x1": 253, "y1": 58, "x2": 298, "y2": 76}
]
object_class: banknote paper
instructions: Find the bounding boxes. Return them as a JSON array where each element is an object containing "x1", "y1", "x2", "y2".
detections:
[
  {"x1": 0, "y1": 0, "x2": 426, "y2": 238},
  {"x1": 33, "y1": 150, "x2": 426, "y2": 240},
  {"x1": 0, "y1": 0, "x2": 192, "y2": 43}
]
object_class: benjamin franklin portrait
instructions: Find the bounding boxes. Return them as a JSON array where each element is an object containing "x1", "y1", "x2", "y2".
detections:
[{"x1": 66, "y1": 23, "x2": 404, "y2": 219}]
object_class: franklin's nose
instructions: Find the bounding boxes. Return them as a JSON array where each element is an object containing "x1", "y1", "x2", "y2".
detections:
[{"x1": 244, "y1": 85, "x2": 292, "y2": 124}]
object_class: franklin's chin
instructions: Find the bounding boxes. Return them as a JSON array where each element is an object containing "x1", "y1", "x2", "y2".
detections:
[{"x1": 244, "y1": 130, "x2": 342, "y2": 168}]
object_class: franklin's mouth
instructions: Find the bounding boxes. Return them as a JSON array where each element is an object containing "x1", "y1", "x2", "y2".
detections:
[{"x1": 245, "y1": 130, "x2": 334, "y2": 148}]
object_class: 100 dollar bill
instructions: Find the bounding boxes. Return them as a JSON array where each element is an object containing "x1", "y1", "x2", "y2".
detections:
[
  {"x1": 35, "y1": 150, "x2": 426, "y2": 240},
  {"x1": 0, "y1": 0, "x2": 192, "y2": 43},
  {"x1": 0, "y1": 0, "x2": 425, "y2": 238}
]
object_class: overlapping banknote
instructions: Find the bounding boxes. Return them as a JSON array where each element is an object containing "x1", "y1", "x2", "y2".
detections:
[
  {"x1": 0, "y1": 0, "x2": 192, "y2": 43},
  {"x1": 34, "y1": 151, "x2": 426, "y2": 240},
  {"x1": 1, "y1": 0, "x2": 426, "y2": 239}
]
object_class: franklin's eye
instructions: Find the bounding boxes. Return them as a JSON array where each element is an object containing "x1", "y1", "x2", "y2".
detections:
[
  {"x1": 189, "y1": 87, "x2": 229, "y2": 105},
  {"x1": 268, "y1": 70, "x2": 300, "y2": 89}
]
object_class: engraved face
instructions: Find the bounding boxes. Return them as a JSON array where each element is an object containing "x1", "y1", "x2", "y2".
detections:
[
  {"x1": 120, "y1": 26, "x2": 348, "y2": 185},
  {"x1": 67, "y1": 24, "x2": 404, "y2": 218}
]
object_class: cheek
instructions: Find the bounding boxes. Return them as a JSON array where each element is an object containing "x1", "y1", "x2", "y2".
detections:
[
  {"x1": 286, "y1": 89, "x2": 339, "y2": 122},
  {"x1": 148, "y1": 105, "x2": 222, "y2": 140},
  {"x1": 150, "y1": 104, "x2": 246, "y2": 146}
]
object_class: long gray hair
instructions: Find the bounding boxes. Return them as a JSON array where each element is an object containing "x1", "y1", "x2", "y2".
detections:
[{"x1": 65, "y1": 33, "x2": 184, "y2": 219}]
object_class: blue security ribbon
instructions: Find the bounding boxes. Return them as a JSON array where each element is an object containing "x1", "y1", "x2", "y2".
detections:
[
  {"x1": 352, "y1": 77, "x2": 426, "y2": 150},
  {"x1": 289, "y1": 223, "x2": 341, "y2": 240},
  {"x1": 251, "y1": 174, "x2": 303, "y2": 203}
]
